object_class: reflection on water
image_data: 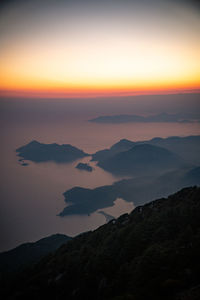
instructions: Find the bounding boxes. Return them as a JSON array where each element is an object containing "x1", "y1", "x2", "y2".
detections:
[{"x1": 0, "y1": 107, "x2": 200, "y2": 252}]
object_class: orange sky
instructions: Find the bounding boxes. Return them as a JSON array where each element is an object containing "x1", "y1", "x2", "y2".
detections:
[{"x1": 0, "y1": 0, "x2": 199, "y2": 98}]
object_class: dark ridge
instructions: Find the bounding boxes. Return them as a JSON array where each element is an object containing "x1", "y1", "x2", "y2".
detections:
[
  {"x1": 2, "y1": 187, "x2": 200, "y2": 300},
  {"x1": 0, "y1": 234, "x2": 71, "y2": 274}
]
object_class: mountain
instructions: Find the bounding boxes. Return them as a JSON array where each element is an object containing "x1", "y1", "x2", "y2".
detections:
[
  {"x1": 92, "y1": 135, "x2": 200, "y2": 165},
  {"x1": 16, "y1": 140, "x2": 89, "y2": 163},
  {"x1": 110, "y1": 138, "x2": 136, "y2": 151},
  {"x1": 2, "y1": 187, "x2": 200, "y2": 300},
  {"x1": 89, "y1": 112, "x2": 199, "y2": 123},
  {"x1": 0, "y1": 234, "x2": 71, "y2": 275},
  {"x1": 98, "y1": 144, "x2": 184, "y2": 175},
  {"x1": 91, "y1": 139, "x2": 136, "y2": 162}
]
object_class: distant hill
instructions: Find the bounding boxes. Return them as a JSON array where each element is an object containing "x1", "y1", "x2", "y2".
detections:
[
  {"x1": 149, "y1": 136, "x2": 200, "y2": 165},
  {"x1": 0, "y1": 234, "x2": 71, "y2": 275},
  {"x1": 89, "y1": 112, "x2": 199, "y2": 123},
  {"x1": 183, "y1": 167, "x2": 200, "y2": 185},
  {"x1": 91, "y1": 138, "x2": 136, "y2": 162},
  {"x1": 98, "y1": 144, "x2": 184, "y2": 175},
  {"x1": 2, "y1": 187, "x2": 200, "y2": 300},
  {"x1": 92, "y1": 135, "x2": 200, "y2": 166},
  {"x1": 110, "y1": 138, "x2": 136, "y2": 151},
  {"x1": 16, "y1": 140, "x2": 89, "y2": 163}
]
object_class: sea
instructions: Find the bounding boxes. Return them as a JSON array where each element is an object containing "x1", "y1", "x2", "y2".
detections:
[{"x1": 0, "y1": 94, "x2": 199, "y2": 252}]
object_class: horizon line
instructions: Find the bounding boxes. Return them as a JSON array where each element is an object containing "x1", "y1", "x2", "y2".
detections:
[{"x1": 0, "y1": 88, "x2": 200, "y2": 99}]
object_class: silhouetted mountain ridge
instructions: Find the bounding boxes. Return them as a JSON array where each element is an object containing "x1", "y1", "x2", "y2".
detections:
[
  {"x1": 2, "y1": 187, "x2": 200, "y2": 300},
  {"x1": 0, "y1": 234, "x2": 71, "y2": 274}
]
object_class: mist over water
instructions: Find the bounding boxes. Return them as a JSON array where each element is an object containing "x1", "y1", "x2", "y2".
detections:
[{"x1": 0, "y1": 94, "x2": 200, "y2": 252}]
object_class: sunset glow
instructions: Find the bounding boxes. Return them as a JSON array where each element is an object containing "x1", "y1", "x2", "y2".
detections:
[{"x1": 0, "y1": 0, "x2": 199, "y2": 98}]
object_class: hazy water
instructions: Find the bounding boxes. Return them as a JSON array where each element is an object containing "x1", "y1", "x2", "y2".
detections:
[{"x1": 0, "y1": 98, "x2": 200, "y2": 252}]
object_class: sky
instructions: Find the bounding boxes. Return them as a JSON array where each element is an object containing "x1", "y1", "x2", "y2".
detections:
[{"x1": 0, "y1": 0, "x2": 200, "y2": 98}]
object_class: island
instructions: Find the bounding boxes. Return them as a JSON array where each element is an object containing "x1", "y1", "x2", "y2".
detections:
[
  {"x1": 59, "y1": 166, "x2": 200, "y2": 216},
  {"x1": 59, "y1": 185, "x2": 118, "y2": 216},
  {"x1": 18, "y1": 158, "x2": 29, "y2": 166},
  {"x1": 16, "y1": 140, "x2": 89, "y2": 163},
  {"x1": 76, "y1": 162, "x2": 93, "y2": 172},
  {"x1": 89, "y1": 112, "x2": 199, "y2": 124}
]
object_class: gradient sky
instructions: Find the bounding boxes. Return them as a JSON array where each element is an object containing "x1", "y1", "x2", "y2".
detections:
[{"x1": 0, "y1": 0, "x2": 200, "y2": 97}]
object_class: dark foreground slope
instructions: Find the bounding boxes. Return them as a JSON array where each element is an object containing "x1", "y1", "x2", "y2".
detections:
[{"x1": 1, "y1": 187, "x2": 200, "y2": 300}]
